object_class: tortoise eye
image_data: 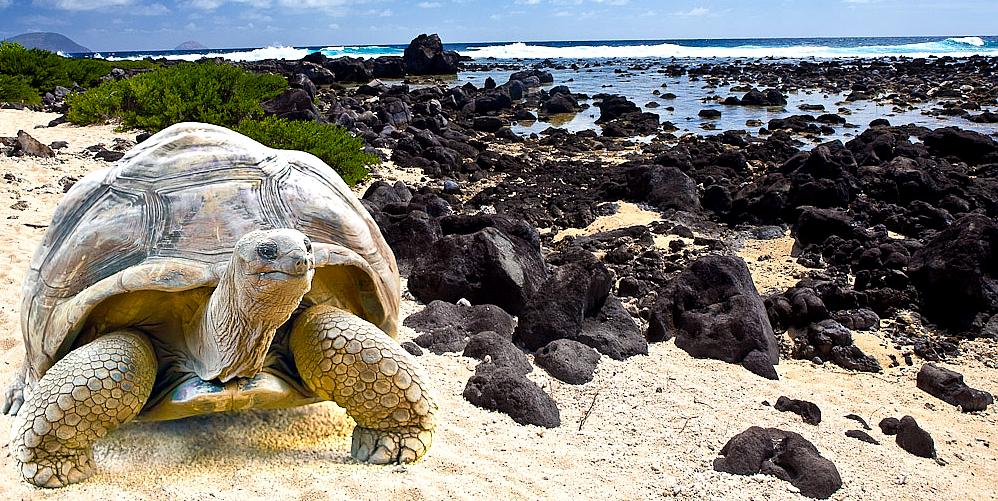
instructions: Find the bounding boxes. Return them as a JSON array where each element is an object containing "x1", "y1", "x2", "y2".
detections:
[
  {"x1": 257, "y1": 241, "x2": 279, "y2": 260},
  {"x1": 303, "y1": 237, "x2": 312, "y2": 252}
]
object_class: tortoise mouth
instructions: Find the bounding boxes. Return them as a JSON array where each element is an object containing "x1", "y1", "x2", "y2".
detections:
[{"x1": 255, "y1": 269, "x2": 313, "y2": 280}]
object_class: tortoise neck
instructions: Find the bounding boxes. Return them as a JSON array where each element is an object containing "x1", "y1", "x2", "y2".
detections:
[{"x1": 187, "y1": 258, "x2": 310, "y2": 382}]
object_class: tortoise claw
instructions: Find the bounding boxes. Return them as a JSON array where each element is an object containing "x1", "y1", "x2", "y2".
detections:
[
  {"x1": 351, "y1": 426, "x2": 433, "y2": 464},
  {"x1": 17, "y1": 449, "x2": 96, "y2": 488},
  {"x1": 2, "y1": 370, "x2": 25, "y2": 416}
]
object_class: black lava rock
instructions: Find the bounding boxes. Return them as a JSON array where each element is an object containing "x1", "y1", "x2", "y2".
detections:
[
  {"x1": 576, "y1": 295, "x2": 648, "y2": 360},
  {"x1": 895, "y1": 415, "x2": 936, "y2": 458},
  {"x1": 463, "y1": 362, "x2": 560, "y2": 428},
  {"x1": 463, "y1": 331, "x2": 532, "y2": 375},
  {"x1": 409, "y1": 224, "x2": 546, "y2": 315},
  {"x1": 261, "y1": 88, "x2": 321, "y2": 121},
  {"x1": 403, "y1": 33, "x2": 461, "y2": 75},
  {"x1": 612, "y1": 164, "x2": 702, "y2": 213},
  {"x1": 909, "y1": 214, "x2": 998, "y2": 331},
  {"x1": 792, "y1": 319, "x2": 881, "y2": 372},
  {"x1": 699, "y1": 109, "x2": 722, "y2": 119},
  {"x1": 844, "y1": 414, "x2": 872, "y2": 430},
  {"x1": 916, "y1": 363, "x2": 994, "y2": 412},
  {"x1": 648, "y1": 255, "x2": 780, "y2": 379},
  {"x1": 738, "y1": 88, "x2": 788, "y2": 106},
  {"x1": 404, "y1": 301, "x2": 515, "y2": 354},
  {"x1": 879, "y1": 417, "x2": 901, "y2": 435},
  {"x1": 713, "y1": 427, "x2": 842, "y2": 499},
  {"x1": 922, "y1": 126, "x2": 997, "y2": 165},
  {"x1": 774, "y1": 396, "x2": 822, "y2": 425},
  {"x1": 845, "y1": 430, "x2": 880, "y2": 445},
  {"x1": 473, "y1": 116, "x2": 505, "y2": 133},
  {"x1": 401, "y1": 341, "x2": 423, "y2": 357},
  {"x1": 832, "y1": 309, "x2": 881, "y2": 331},
  {"x1": 792, "y1": 206, "x2": 862, "y2": 248},
  {"x1": 535, "y1": 339, "x2": 600, "y2": 385},
  {"x1": 515, "y1": 248, "x2": 612, "y2": 351}
]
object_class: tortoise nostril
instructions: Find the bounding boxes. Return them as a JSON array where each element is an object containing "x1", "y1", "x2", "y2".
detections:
[{"x1": 294, "y1": 257, "x2": 308, "y2": 273}]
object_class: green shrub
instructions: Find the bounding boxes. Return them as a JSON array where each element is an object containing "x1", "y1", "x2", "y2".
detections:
[
  {"x1": 103, "y1": 60, "x2": 159, "y2": 71},
  {"x1": 0, "y1": 42, "x2": 68, "y2": 94},
  {"x1": 63, "y1": 58, "x2": 114, "y2": 89},
  {"x1": 0, "y1": 74, "x2": 41, "y2": 105},
  {"x1": 236, "y1": 116, "x2": 377, "y2": 186},
  {"x1": 0, "y1": 41, "x2": 160, "y2": 102},
  {"x1": 64, "y1": 78, "x2": 127, "y2": 124},
  {"x1": 67, "y1": 62, "x2": 287, "y2": 131}
]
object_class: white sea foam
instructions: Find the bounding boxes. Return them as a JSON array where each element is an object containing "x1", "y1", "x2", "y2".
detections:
[
  {"x1": 946, "y1": 36, "x2": 986, "y2": 47},
  {"x1": 96, "y1": 38, "x2": 994, "y2": 63},
  {"x1": 105, "y1": 45, "x2": 311, "y2": 62},
  {"x1": 459, "y1": 39, "x2": 995, "y2": 60}
]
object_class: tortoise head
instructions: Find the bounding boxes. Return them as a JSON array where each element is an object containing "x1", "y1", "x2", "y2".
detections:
[{"x1": 232, "y1": 228, "x2": 315, "y2": 296}]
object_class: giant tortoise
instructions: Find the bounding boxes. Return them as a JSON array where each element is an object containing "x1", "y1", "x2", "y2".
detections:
[{"x1": 2, "y1": 122, "x2": 436, "y2": 488}]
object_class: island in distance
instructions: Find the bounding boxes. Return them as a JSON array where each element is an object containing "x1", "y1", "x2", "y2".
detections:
[
  {"x1": 2, "y1": 32, "x2": 91, "y2": 53},
  {"x1": 175, "y1": 40, "x2": 208, "y2": 50}
]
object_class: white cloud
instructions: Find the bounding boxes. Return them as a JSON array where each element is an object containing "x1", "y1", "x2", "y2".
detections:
[
  {"x1": 417, "y1": 1, "x2": 441, "y2": 7},
  {"x1": 184, "y1": 0, "x2": 225, "y2": 9},
  {"x1": 674, "y1": 6, "x2": 709, "y2": 16},
  {"x1": 556, "y1": 9, "x2": 595, "y2": 18},
  {"x1": 132, "y1": 2, "x2": 170, "y2": 15},
  {"x1": 279, "y1": 0, "x2": 349, "y2": 8},
  {"x1": 0, "y1": 0, "x2": 11, "y2": 9},
  {"x1": 516, "y1": 0, "x2": 628, "y2": 4},
  {"x1": 33, "y1": 0, "x2": 133, "y2": 10},
  {"x1": 18, "y1": 14, "x2": 69, "y2": 26},
  {"x1": 363, "y1": 8, "x2": 392, "y2": 16}
]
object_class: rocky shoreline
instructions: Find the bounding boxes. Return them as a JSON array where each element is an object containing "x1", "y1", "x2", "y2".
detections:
[{"x1": 2, "y1": 33, "x2": 997, "y2": 500}]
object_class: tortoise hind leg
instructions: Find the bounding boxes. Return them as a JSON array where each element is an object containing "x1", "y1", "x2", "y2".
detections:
[
  {"x1": 290, "y1": 305, "x2": 436, "y2": 464},
  {"x1": 10, "y1": 330, "x2": 156, "y2": 488}
]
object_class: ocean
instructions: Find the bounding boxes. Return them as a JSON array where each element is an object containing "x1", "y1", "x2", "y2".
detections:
[{"x1": 78, "y1": 36, "x2": 998, "y2": 62}]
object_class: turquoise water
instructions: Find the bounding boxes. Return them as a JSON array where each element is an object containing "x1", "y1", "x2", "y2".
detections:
[{"x1": 84, "y1": 36, "x2": 998, "y2": 61}]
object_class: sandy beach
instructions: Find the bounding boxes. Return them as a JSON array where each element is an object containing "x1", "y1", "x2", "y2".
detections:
[{"x1": 1, "y1": 109, "x2": 996, "y2": 501}]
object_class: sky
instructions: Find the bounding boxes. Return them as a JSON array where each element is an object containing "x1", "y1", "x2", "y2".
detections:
[{"x1": 0, "y1": 0, "x2": 995, "y2": 51}]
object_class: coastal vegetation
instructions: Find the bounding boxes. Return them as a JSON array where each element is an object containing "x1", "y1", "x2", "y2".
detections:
[
  {"x1": 0, "y1": 74, "x2": 40, "y2": 105},
  {"x1": 235, "y1": 116, "x2": 376, "y2": 187},
  {"x1": 65, "y1": 62, "x2": 287, "y2": 130},
  {"x1": 65, "y1": 61, "x2": 375, "y2": 185},
  {"x1": 0, "y1": 42, "x2": 155, "y2": 98}
]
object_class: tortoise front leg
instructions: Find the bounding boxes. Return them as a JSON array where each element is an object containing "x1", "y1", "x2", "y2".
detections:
[
  {"x1": 9, "y1": 330, "x2": 156, "y2": 488},
  {"x1": 290, "y1": 305, "x2": 436, "y2": 464},
  {"x1": 2, "y1": 361, "x2": 27, "y2": 416}
]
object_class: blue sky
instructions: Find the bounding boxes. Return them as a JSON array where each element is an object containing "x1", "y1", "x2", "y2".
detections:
[{"x1": 0, "y1": 0, "x2": 995, "y2": 51}]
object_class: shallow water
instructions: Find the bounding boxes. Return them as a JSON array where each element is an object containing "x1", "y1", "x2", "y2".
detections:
[{"x1": 455, "y1": 61, "x2": 998, "y2": 143}]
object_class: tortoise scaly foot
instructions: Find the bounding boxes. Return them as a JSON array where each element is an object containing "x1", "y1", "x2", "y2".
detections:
[
  {"x1": 10, "y1": 331, "x2": 156, "y2": 488},
  {"x1": 291, "y1": 305, "x2": 436, "y2": 464}
]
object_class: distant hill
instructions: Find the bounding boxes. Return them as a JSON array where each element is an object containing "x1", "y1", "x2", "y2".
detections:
[
  {"x1": 3, "y1": 32, "x2": 91, "y2": 53},
  {"x1": 175, "y1": 41, "x2": 207, "y2": 50}
]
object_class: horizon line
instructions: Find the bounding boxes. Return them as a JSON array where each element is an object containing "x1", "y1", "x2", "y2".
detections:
[{"x1": 47, "y1": 33, "x2": 997, "y2": 54}]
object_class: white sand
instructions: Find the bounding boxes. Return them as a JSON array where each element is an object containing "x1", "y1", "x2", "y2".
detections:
[{"x1": 1, "y1": 110, "x2": 996, "y2": 500}]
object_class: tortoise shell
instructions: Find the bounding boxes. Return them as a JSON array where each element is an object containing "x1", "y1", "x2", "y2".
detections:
[{"x1": 20, "y1": 122, "x2": 399, "y2": 383}]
